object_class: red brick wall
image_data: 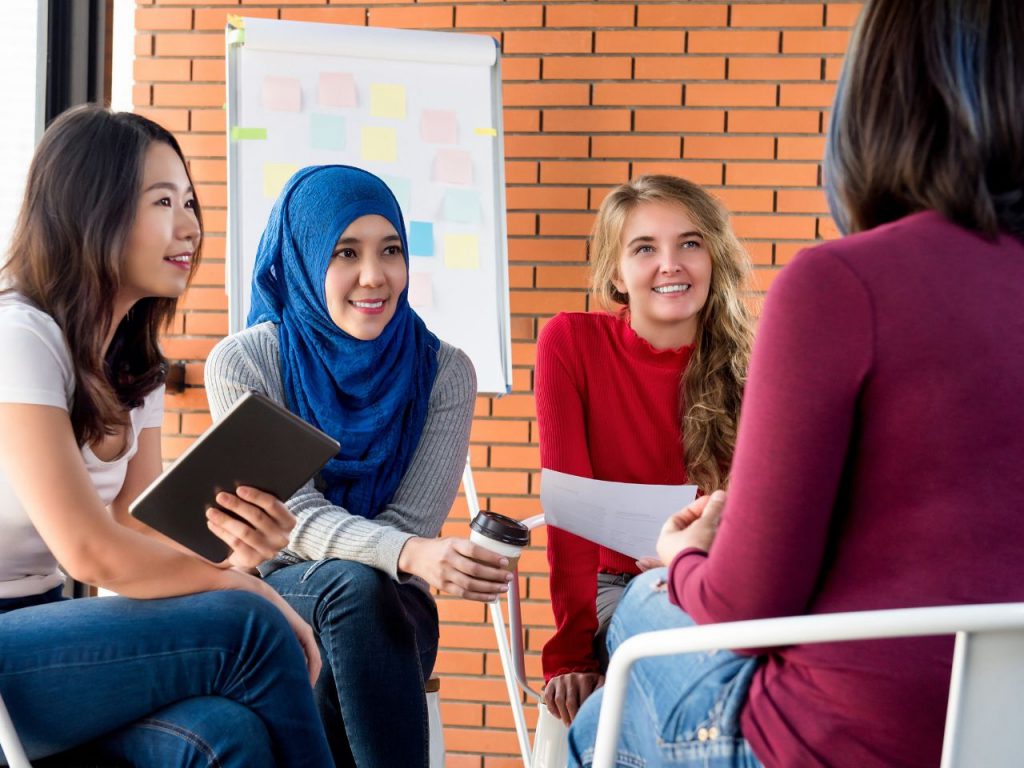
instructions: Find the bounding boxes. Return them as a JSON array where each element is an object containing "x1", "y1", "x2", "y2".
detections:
[{"x1": 134, "y1": 2, "x2": 861, "y2": 764}]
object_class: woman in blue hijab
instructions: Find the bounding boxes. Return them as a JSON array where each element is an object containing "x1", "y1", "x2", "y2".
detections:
[{"x1": 206, "y1": 165, "x2": 512, "y2": 766}]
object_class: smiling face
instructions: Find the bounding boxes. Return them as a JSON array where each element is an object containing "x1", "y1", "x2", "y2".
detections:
[
  {"x1": 325, "y1": 214, "x2": 407, "y2": 340},
  {"x1": 120, "y1": 141, "x2": 200, "y2": 307},
  {"x1": 612, "y1": 200, "x2": 713, "y2": 349}
]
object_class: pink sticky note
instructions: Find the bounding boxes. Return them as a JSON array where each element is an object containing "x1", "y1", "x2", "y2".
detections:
[
  {"x1": 262, "y1": 76, "x2": 301, "y2": 113},
  {"x1": 421, "y1": 110, "x2": 457, "y2": 144},
  {"x1": 433, "y1": 149, "x2": 473, "y2": 186},
  {"x1": 319, "y1": 72, "x2": 357, "y2": 108},
  {"x1": 408, "y1": 272, "x2": 433, "y2": 309}
]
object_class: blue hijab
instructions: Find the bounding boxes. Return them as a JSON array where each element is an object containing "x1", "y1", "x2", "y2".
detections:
[{"x1": 248, "y1": 165, "x2": 440, "y2": 518}]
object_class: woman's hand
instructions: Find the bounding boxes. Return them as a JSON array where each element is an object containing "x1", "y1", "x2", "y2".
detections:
[
  {"x1": 542, "y1": 672, "x2": 604, "y2": 726},
  {"x1": 206, "y1": 485, "x2": 296, "y2": 570},
  {"x1": 635, "y1": 556, "x2": 664, "y2": 572},
  {"x1": 655, "y1": 490, "x2": 727, "y2": 564},
  {"x1": 398, "y1": 536, "x2": 513, "y2": 602}
]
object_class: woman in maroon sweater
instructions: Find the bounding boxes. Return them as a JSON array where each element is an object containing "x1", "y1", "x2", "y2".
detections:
[
  {"x1": 535, "y1": 175, "x2": 755, "y2": 724},
  {"x1": 567, "y1": 1, "x2": 1024, "y2": 766}
]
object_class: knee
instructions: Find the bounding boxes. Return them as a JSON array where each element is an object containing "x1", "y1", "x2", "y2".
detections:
[{"x1": 310, "y1": 560, "x2": 394, "y2": 613}]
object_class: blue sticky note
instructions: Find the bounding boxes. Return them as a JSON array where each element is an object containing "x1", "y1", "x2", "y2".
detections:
[
  {"x1": 381, "y1": 175, "x2": 411, "y2": 215},
  {"x1": 409, "y1": 221, "x2": 434, "y2": 257},
  {"x1": 443, "y1": 188, "x2": 480, "y2": 224},
  {"x1": 310, "y1": 114, "x2": 345, "y2": 151}
]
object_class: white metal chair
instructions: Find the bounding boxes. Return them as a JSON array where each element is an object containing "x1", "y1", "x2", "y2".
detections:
[
  {"x1": 425, "y1": 676, "x2": 445, "y2": 768},
  {"x1": 592, "y1": 602, "x2": 1024, "y2": 768},
  {"x1": 0, "y1": 688, "x2": 31, "y2": 768}
]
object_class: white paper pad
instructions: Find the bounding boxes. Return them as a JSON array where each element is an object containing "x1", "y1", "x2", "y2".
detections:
[{"x1": 540, "y1": 468, "x2": 699, "y2": 561}]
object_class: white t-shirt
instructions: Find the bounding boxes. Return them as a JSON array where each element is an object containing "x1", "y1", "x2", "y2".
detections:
[{"x1": 0, "y1": 293, "x2": 164, "y2": 598}]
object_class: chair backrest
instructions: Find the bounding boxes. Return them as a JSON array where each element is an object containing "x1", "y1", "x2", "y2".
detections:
[
  {"x1": 941, "y1": 629, "x2": 1024, "y2": 767},
  {"x1": 0, "y1": 688, "x2": 32, "y2": 768}
]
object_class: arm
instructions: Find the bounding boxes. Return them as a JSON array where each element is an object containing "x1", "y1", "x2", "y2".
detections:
[
  {"x1": 534, "y1": 315, "x2": 603, "y2": 681},
  {"x1": 668, "y1": 249, "x2": 874, "y2": 623}
]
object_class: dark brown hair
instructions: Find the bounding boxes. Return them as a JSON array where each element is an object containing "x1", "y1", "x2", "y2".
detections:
[
  {"x1": 1, "y1": 105, "x2": 202, "y2": 445},
  {"x1": 825, "y1": 0, "x2": 1024, "y2": 239},
  {"x1": 590, "y1": 175, "x2": 754, "y2": 492}
]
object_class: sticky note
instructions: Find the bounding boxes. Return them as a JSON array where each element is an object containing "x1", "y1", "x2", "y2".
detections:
[
  {"x1": 263, "y1": 163, "x2": 299, "y2": 200},
  {"x1": 408, "y1": 272, "x2": 433, "y2": 309},
  {"x1": 370, "y1": 84, "x2": 406, "y2": 119},
  {"x1": 310, "y1": 114, "x2": 346, "y2": 151},
  {"x1": 361, "y1": 127, "x2": 398, "y2": 163},
  {"x1": 262, "y1": 76, "x2": 301, "y2": 112},
  {"x1": 442, "y1": 189, "x2": 480, "y2": 224},
  {"x1": 319, "y1": 72, "x2": 357, "y2": 108},
  {"x1": 409, "y1": 221, "x2": 434, "y2": 257},
  {"x1": 444, "y1": 234, "x2": 479, "y2": 270},
  {"x1": 474, "y1": 127, "x2": 497, "y2": 136},
  {"x1": 421, "y1": 110, "x2": 457, "y2": 144},
  {"x1": 434, "y1": 149, "x2": 473, "y2": 185},
  {"x1": 231, "y1": 126, "x2": 266, "y2": 141},
  {"x1": 381, "y1": 175, "x2": 411, "y2": 214}
]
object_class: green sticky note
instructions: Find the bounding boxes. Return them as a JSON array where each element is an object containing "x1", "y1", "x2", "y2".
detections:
[
  {"x1": 444, "y1": 234, "x2": 480, "y2": 270},
  {"x1": 310, "y1": 114, "x2": 345, "y2": 151},
  {"x1": 380, "y1": 175, "x2": 411, "y2": 214},
  {"x1": 443, "y1": 189, "x2": 480, "y2": 224},
  {"x1": 231, "y1": 126, "x2": 266, "y2": 141},
  {"x1": 263, "y1": 163, "x2": 299, "y2": 200},
  {"x1": 370, "y1": 84, "x2": 406, "y2": 119},
  {"x1": 361, "y1": 126, "x2": 397, "y2": 163}
]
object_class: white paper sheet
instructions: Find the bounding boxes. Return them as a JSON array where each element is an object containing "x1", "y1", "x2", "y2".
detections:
[{"x1": 539, "y1": 469, "x2": 699, "y2": 561}]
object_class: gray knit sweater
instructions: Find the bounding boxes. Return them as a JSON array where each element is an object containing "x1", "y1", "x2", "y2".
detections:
[{"x1": 204, "y1": 321, "x2": 476, "y2": 582}]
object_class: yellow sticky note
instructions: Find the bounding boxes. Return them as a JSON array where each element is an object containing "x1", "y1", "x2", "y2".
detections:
[
  {"x1": 474, "y1": 127, "x2": 497, "y2": 136},
  {"x1": 361, "y1": 127, "x2": 398, "y2": 163},
  {"x1": 444, "y1": 234, "x2": 479, "y2": 270},
  {"x1": 263, "y1": 163, "x2": 299, "y2": 200},
  {"x1": 370, "y1": 84, "x2": 406, "y2": 119}
]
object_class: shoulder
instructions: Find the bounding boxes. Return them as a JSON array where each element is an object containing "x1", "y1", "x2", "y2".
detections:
[
  {"x1": 0, "y1": 294, "x2": 71, "y2": 369},
  {"x1": 207, "y1": 321, "x2": 279, "y2": 372},
  {"x1": 433, "y1": 341, "x2": 476, "y2": 403},
  {"x1": 539, "y1": 311, "x2": 619, "y2": 347}
]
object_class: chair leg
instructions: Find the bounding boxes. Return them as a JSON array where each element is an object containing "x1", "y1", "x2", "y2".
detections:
[
  {"x1": 530, "y1": 702, "x2": 568, "y2": 768},
  {"x1": 0, "y1": 690, "x2": 33, "y2": 768},
  {"x1": 426, "y1": 677, "x2": 445, "y2": 768}
]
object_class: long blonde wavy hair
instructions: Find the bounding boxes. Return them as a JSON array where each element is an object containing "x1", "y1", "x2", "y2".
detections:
[{"x1": 590, "y1": 175, "x2": 754, "y2": 492}]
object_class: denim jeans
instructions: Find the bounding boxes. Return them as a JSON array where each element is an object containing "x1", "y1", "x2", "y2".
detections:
[
  {"x1": 568, "y1": 569, "x2": 764, "y2": 768},
  {"x1": 0, "y1": 588, "x2": 332, "y2": 768},
  {"x1": 265, "y1": 558, "x2": 439, "y2": 768}
]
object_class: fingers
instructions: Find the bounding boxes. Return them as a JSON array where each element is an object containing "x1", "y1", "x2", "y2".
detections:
[
  {"x1": 299, "y1": 626, "x2": 322, "y2": 686},
  {"x1": 206, "y1": 518, "x2": 265, "y2": 568},
  {"x1": 701, "y1": 490, "x2": 727, "y2": 526},
  {"x1": 215, "y1": 491, "x2": 294, "y2": 543},
  {"x1": 544, "y1": 674, "x2": 600, "y2": 727},
  {"x1": 635, "y1": 556, "x2": 663, "y2": 572},
  {"x1": 235, "y1": 486, "x2": 297, "y2": 531},
  {"x1": 438, "y1": 540, "x2": 514, "y2": 600}
]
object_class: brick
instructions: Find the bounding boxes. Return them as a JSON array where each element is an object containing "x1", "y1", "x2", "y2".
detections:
[
  {"x1": 161, "y1": 337, "x2": 219, "y2": 361},
  {"x1": 713, "y1": 188, "x2": 774, "y2": 214},
  {"x1": 542, "y1": 108, "x2": 630, "y2": 133},
  {"x1": 503, "y1": 110, "x2": 540, "y2": 132},
  {"x1": 133, "y1": 83, "x2": 152, "y2": 107},
  {"x1": 153, "y1": 83, "x2": 224, "y2": 108},
  {"x1": 193, "y1": 184, "x2": 226, "y2": 208},
  {"x1": 502, "y1": 58, "x2": 540, "y2": 81},
  {"x1": 202, "y1": 209, "x2": 227, "y2": 234},
  {"x1": 688, "y1": 31, "x2": 779, "y2": 55},
  {"x1": 538, "y1": 213, "x2": 594, "y2": 236},
  {"x1": 728, "y1": 56, "x2": 822, "y2": 81},
  {"x1": 180, "y1": 412, "x2": 213, "y2": 435},
  {"x1": 508, "y1": 238, "x2": 586, "y2": 263},
  {"x1": 634, "y1": 109, "x2": 725, "y2": 133},
  {"x1": 436, "y1": 602, "x2": 488, "y2": 625},
  {"x1": 779, "y1": 83, "x2": 837, "y2": 107},
  {"x1": 505, "y1": 186, "x2": 588, "y2": 210},
  {"x1": 595, "y1": 31, "x2": 684, "y2": 54},
  {"x1": 503, "y1": 31, "x2": 592, "y2": 55},
  {"x1": 279, "y1": 8, "x2": 367, "y2": 24},
  {"x1": 191, "y1": 59, "x2": 226, "y2": 82},
  {"x1": 164, "y1": 387, "x2": 209, "y2": 412},
  {"x1": 777, "y1": 136, "x2": 826, "y2": 160},
  {"x1": 187, "y1": 158, "x2": 226, "y2": 184},
  {"x1": 594, "y1": 83, "x2": 681, "y2": 107},
  {"x1": 440, "y1": 701, "x2": 485, "y2": 728},
  {"x1": 685, "y1": 136, "x2": 775, "y2": 160},
  {"x1": 190, "y1": 109, "x2": 226, "y2": 133},
  {"x1": 776, "y1": 189, "x2": 829, "y2": 213},
  {"x1": 541, "y1": 56, "x2": 631, "y2": 81},
  {"x1": 826, "y1": 3, "x2": 864, "y2": 27},
  {"x1": 539, "y1": 161, "x2": 628, "y2": 185},
  {"x1": 630, "y1": 162, "x2": 722, "y2": 186},
  {"x1": 488, "y1": 496, "x2": 543, "y2": 518},
  {"x1": 732, "y1": 214, "x2": 817, "y2": 241},
  {"x1": 818, "y1": 216, "x2": 842, "y2": 240},
  {"x1": 511, "y1": 290, "x2": 586, "y2": 315},
  {"x1": 189, "y1": 261, "x2": 225, "y2": 287},
  {"x1": 592, "y1": 135, "x2": 680, "y2": 159},
  {"x1": 176, "y1": 133, "x2": 226, "y2": 158},
  {"x1": 154, "y1": 33, "x2": 224, "y2": 57},
  {"x1": 636, "y1": 5, "x2": 728, "y2": 27},
  {"x1": 730, "y1": 3, "x2": 824, "y2": 28},
  {"x1": 824, "y1": 58, "x2": 844, "y2": 81},
  {"x1": 456, "y1": 5, "x2": 543, "y2": 28},
  {"x1": 751, "y1": 266, "x2": 781, "y2": 292},
  {"x1": 470, "y1": 420, "x2": 531, "y2": 444},
  {"x1": 535, "y1": 265, "x2": 589, "y2": 289},
  {"x1": 179, "y1": 286, "x2": 228, "y2": 311},
  {"x1": 775, "y1": 241, "x2": 810, "y2": 264},
  {"x1": 509, "y1": 316, "x2": 535, "y2": 341},
  {"x1": 490, "y1": 446, "x2": 540, "y2": 469},
  {"x1": 545, "y1": 4, "x2": 635, "y2": 28},
  {"x1": 511, "y1": 342, "x2": 536, "y2": 367},
  {"x1": 634, "y1": 56, "x2": 726, "y2": 81},
  {"x1": 446, "y1": 727, "x2": 520, "y2": 755},
  {"x1": 506, "y1": 213, "x2": 537, "y2": 236},
  {"x1": 727, "y1": 109, "x2": 820, "y2": 134},
  {"x1": 135, "y1": 107, "x2": 189, "y2": 133},
  {"x1": 135, "y1": 34, "x2": 154, "y2": 57},
  {"x1": 471, "y1": 470, "x2": 530, "y2": 494},
  {"x1": 508, "y1": 265, "x2": 534, "y2": 288},
  {"x1": 369, "y1": 6, "x2": 453, "y2": 29},
  {"x1": 504, "y1": 161, "x2": 538, "y2": 184},
  {"x1": 725, "y1": 162, "x2": 819, "y2": 187},
  {"x1": 184, "y1": 312, "x2": 228, "y2": 336},
  {"x1": 782, "y1": 30, "x2": 851, "y2": 55},
  {"x1": 686, "y1": 83, "x2": 776, "y2": 107},
  {"x1": 504, "y1": 135, "x2": 589, "y2": 158},
  {"x1": 135, "y1": 7, "x2": 192, "y2": 30},
  {"x1": 744, "y1": 240, "x2": 775, "y2": 265},
  {"x1": 134, "y1": 57, "x2": 191, "y2": 82},
  {"x1": 194, "y1": 8, "x2": 278, "y2": 30},
  {"x1": 503, "y1": 83, "x2": 590, "y2": 107}
]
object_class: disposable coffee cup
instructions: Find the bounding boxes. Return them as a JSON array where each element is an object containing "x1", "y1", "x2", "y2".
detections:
[{"x1": 469, "y1": 510, "x2": 530, "y2": 571}]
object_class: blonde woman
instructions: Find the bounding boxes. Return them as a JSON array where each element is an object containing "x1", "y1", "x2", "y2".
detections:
[{"x1": 535, "y1": 175, "x2": 754, "y2": 724}]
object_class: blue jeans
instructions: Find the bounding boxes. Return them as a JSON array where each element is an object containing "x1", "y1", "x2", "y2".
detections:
[
  {"x1": 0, "y1": 588, "x2": 332, "y2": 768},
  {"x1": 265, "y1": 559, "x2": 439, "y2": 768},
  {"x1": 568, "y1": 569, "x2": 764, "y2": 768}
]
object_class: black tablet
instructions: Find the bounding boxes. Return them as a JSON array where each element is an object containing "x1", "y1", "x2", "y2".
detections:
[{"x1": 130, "y1": 391, "x2": 339, "y2": 562}]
